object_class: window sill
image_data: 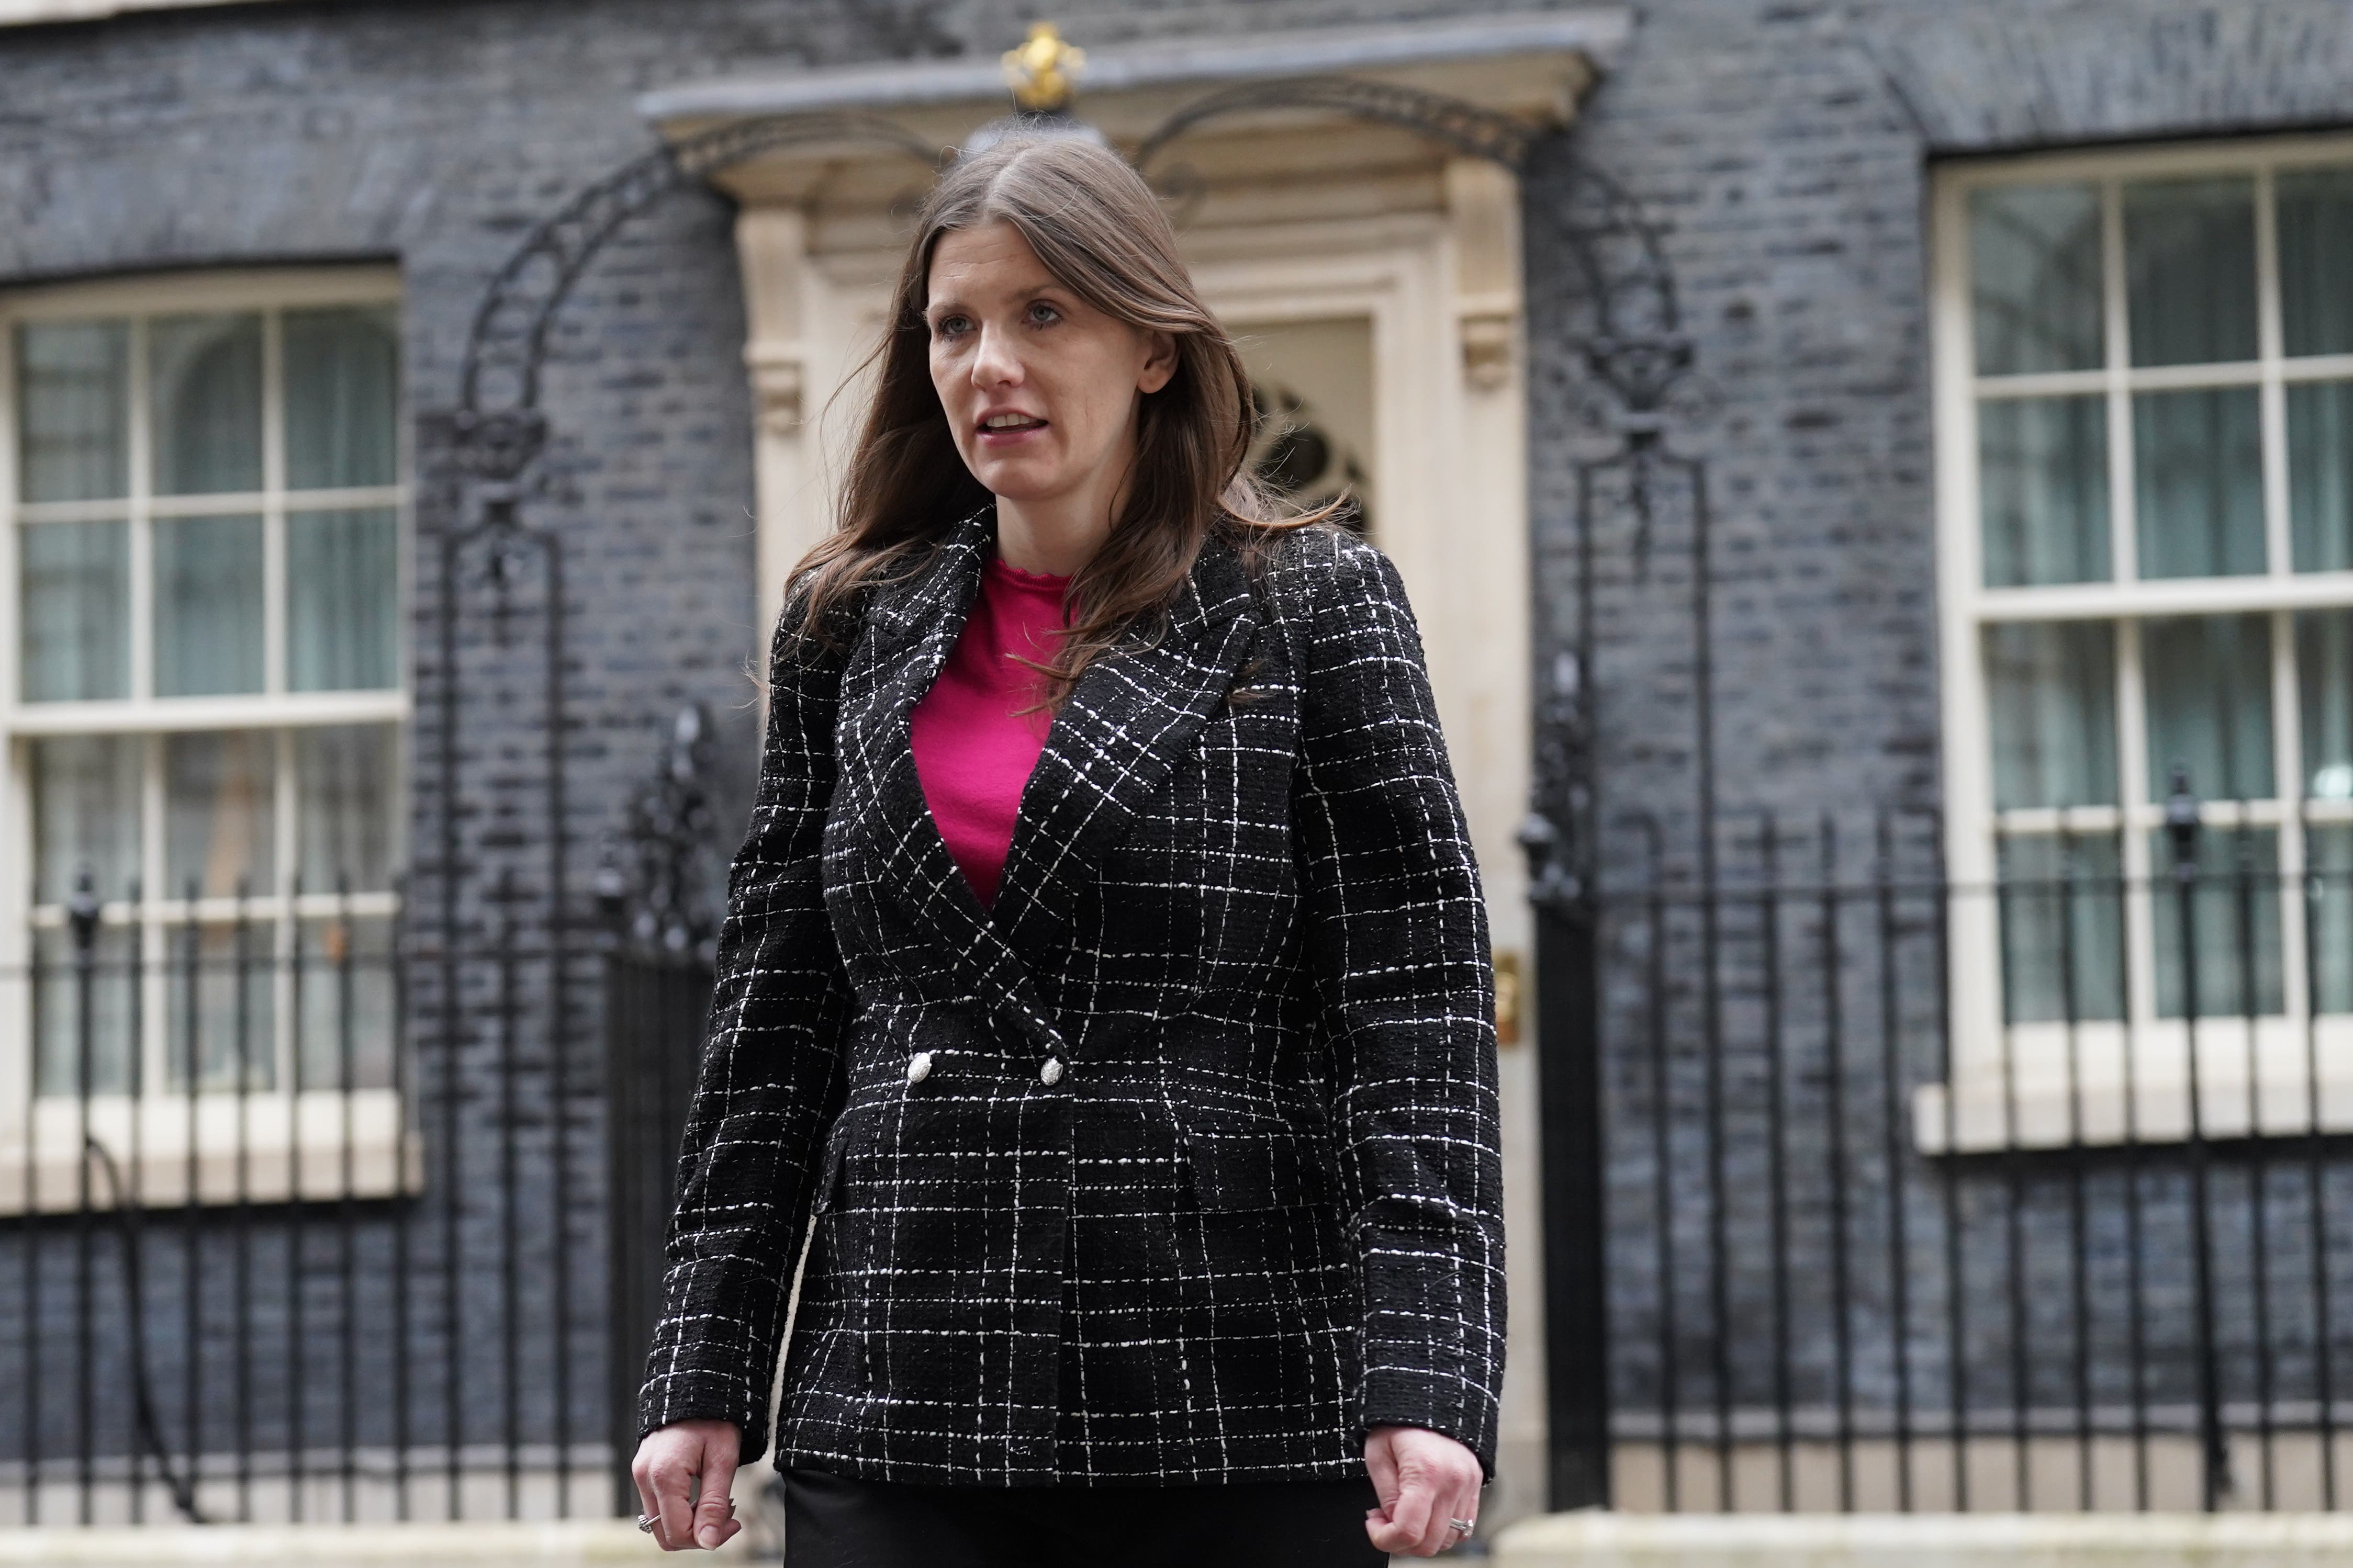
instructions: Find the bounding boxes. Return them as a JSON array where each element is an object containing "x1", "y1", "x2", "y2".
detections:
[
  {"x1": 1913, "y1": 1016, "x2": 2353, "y2": 1154},
  {"x1": 0, "y1": 1089, "x2": 422, "y2": 1215}
]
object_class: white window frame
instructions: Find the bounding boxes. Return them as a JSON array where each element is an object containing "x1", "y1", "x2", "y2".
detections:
[
  {"x1": 1926, "y1": 132, "x2": 2353, "y2": 1153},
  {"x1": 0, "y1": 267, "x2": 420, "y2": 1211}
]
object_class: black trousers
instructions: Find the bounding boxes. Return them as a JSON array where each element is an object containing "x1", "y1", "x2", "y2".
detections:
[{"x1": 780, "y1": 1466, "x2": 1391, "y2": 1568}]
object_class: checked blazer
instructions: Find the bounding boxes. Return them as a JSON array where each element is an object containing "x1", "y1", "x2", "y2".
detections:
[{"x1": 637, "y1": 507, "x2": 1505, "y2": 1486}]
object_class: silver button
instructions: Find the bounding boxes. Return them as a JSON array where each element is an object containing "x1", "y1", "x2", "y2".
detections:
[
  {"x1": 1039, "y1": 1058, "x2": 1064, "y2": 1086},
  {"x1": 906, "y1": 1051, "x2": 934, "y2": 1086}
]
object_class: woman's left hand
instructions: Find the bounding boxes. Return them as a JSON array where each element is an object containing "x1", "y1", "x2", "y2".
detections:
[{"x1": 1363, "y1": 1424, "x2": 1483, "y2": 1557}]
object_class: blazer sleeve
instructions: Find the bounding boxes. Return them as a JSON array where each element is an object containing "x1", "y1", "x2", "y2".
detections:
[
  {"x1": 637, "y1": 580, "x2": 860, "y2": 1464},
  {"x1": 1282, "y1": 528, "x2": 1508, "y2": 1477}
]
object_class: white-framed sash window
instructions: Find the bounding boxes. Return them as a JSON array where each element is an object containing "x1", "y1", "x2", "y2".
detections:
[
  {"x1": 1929, "y1": 134, "x2": 2353, "y2": 1152},
  {"x1": 0, "y1": 268, "x2": 416, "y2": 1209}
]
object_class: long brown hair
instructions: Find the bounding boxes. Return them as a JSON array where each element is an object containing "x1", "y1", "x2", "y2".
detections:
[{"x1": 786, "y1": 127, "x2": 1334, "y2": 708}]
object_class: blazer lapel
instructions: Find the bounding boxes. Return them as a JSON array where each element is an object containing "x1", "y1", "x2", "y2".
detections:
[
  {"x1": 839, "y1": 513, "x2": 1263, "y2": 1054},
  {"x1": 839, "y1": 508, "x2": 1068, "y2": 1054},
  {"x1": 989, "y1": 531, "x2": 1262, "y2": 955}
]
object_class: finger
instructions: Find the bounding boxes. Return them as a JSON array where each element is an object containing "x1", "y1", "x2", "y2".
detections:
[
  {"x1": 1417, "y1": 1508, "x2": 1455, "y2": 1558},
  {"x1": 1417, "y1": 1469, "x2": 1466, "y2": 1559},
  {"x1": 695, "y1": 1495, "x2": 743, "y2": 1549},
  {"x1": 1362, "y1": 1431, "x2": 1412, "y2": 1553},
  {"x1": 634, "y1": 1488, "x2": 675, "y2": 1551},
  {"x1": 1439, "y1": 1474, "x2": 1482, "y2": 1556},
  {"x1": 1365, "y1": 1431, "x2": 1402, "y2": 1513},
  {"x1": 1421, "y1": 1467, "x2": 1477, "y2": 1561},
  {"x1": 693, "y1": 1451, "x2": 742, "y2": 1550},
  {"x1": 1383, "y1": 1465, "x2": 1438, "y2": 1556},
  {"x1": 1365, "y1": 1511, "x2": 1415, "y2": 1555},
  {"x1": 631, "y1": 1460, "x2": 660, "y2": 1538},
  {"x1": 649, "y1": 1454, "x2": 696, "y2": 1552}
]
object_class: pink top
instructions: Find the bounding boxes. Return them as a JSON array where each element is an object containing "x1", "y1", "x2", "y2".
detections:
[{"x1": 907, "y1": 553, "x2": 1072, "y2": 909}]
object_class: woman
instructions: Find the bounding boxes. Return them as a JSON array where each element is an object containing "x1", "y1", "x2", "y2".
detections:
[{"x1": 631, "y1": 128, "x2": 1504, "y2": 1566}]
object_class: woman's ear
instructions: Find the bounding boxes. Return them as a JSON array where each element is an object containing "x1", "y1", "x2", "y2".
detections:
[{"x1": 1138, "y1": 330, "x2": 1179, "y2": 396}]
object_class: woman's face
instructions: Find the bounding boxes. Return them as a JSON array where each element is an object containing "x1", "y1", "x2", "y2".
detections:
[{"x1": 924, "y1": 220, "x2": 1175, "y2": 517}]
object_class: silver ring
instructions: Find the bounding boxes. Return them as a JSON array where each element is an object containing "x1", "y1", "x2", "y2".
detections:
[
  {"x1": 1449, "y1": 1517, "x2": 1476, "y2": 1536},
  {"x1": 636, "y1": 1514, "x2": 656, "y2": 1533}
]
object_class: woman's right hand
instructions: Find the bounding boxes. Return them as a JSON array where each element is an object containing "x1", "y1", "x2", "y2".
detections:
[{"x1": 631, "y1": 1418, "x2": 743, "y2": 1552}]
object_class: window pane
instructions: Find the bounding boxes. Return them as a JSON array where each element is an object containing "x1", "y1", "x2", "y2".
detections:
[
  {"x1": 285, "y1": 306, "x2": 399, "y2": 490},
  {"x1": 154, "y1": 513, "x2": 264, "y2": 696},
  {"x1": 1985, "y1": 621, "x2": 2117, "y2": 809},
  {"x1": 1979, "y1": 395, "x2": 2109, "y2": 585},
  {"x1": 2144, "y1": 614, "x2": 2274, "y2": 803},
  {"x1": 149, "y1": 312, "x2": 262, "y2": 496},
  {"x1": 2299, "y1": 609, "x2": 2353, "y2": 802},
  {"x1": 30, "y1": 735, "x2": 141, "y2": 906},
  {"x1": 1970, "y1": 184, "x2": 2103, "y2": 375},
  {"x1": 2124, "y1": 176, "x2": 2258, "y2": 367},
  {"x1": 163, "y1": 919, "x2": 277, "y2": 1093},
  {"x1": 1997, "y1": 831, "x2": 2125, "y2": 1024},
  {"x1": 288, "y1": 507, "x2": 398, "y2": 691},
  {"x1": 297, "y1": 724, "x2": 398, "y2": 892},
  {"x1": 295, "y1": 916, "x2": 395, "y2": 1091},
  {"x1": 2135, "y1": 387, "x2": 2264, "y2": 579},
  {"x1": 19, "y1": 518, "x2": 128, "y2": 701},
  {"x1": 2290, "y1": 380, "x2": 2353, "y2": 573},
  {"x1": 16, "y1": 320, "x2": 127, "y2": 502},
  {"x1": 2280, "y1": 166, "x2": 2353, "y2": 358},
  {"x1": 2310, "y1": 826, "x2": 2353, "y2": 1016},
  {"x1": 33, "y1": 924, "x2": 138, "y2": 1098},
  {"x1": 2149, "y1": 826, "x2": 2284, "y2": 1019},
  {"x1": 165, "y1": 730, "x2": 275, "y2": 898}
]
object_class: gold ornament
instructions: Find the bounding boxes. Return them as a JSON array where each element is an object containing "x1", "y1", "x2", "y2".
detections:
[{"x1": 1002, "y1": 21, "x2": 1085, "y2": 113}]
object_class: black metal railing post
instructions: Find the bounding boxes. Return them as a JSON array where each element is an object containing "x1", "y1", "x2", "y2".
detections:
[
  {"x1": 71, "y1": 867, "x2": 100, "y2": 1525},
  {"x1": 1525, "y1": 821, "x2": 1610, "y2": 1510},
  {"x1": 1519, "y1": 658, "x2": 1611, "y2": 1517},
  {"x1": 1872, "y1": 809, "x2": 1914, "y2": 1512},
  {"x1": 1636, "y1": 815, "x2": 1677, "y2": 1510},
  {"x1": 2058, "y1": 828, "x2": 2095, "y2": 1510},
  {"x1": 598, "y1": 708, "x2": 725, "y2": 1516},
  {"x1": 2166, "y1": 766, "x2": 2229, "y2": 1510},
  {"x1": 2235, "y1": 810, "x2": 2277, "y2": 1507},
  {"x1": 2300, "y1": 796, "x2": 2340, "y2": 1509}
]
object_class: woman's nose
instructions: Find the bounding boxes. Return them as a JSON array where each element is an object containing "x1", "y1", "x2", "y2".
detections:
[{"x1": 969, "y1": 324, "x2": 1024, "y2": 387}]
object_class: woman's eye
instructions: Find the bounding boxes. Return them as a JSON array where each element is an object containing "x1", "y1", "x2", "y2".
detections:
[
  {"x1": 1026, "y1": 301, "x2": 1061, "y2": 326},
  {"x1": 933, "y1": 314, "x2": 970, "y2": 338}
]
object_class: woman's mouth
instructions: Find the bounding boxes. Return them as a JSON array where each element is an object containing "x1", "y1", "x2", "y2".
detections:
[{"x1": 978, "y1": 413, "x2": 1048, "y2": 445}]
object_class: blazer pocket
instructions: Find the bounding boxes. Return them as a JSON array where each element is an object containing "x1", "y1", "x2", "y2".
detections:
[{"x1": 1176, "y1": 1118, "x2": 1337, "y2": 1212}]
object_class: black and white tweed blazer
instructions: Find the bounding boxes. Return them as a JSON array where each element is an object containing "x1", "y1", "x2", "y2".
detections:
[{"x1": 638, "y1": 507, "x2": 1504, "y2": 1486}]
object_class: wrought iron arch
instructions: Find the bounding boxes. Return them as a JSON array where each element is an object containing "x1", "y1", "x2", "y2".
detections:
[{"x1": 450, "y1": 110, "x2": 942, "y2": 489}]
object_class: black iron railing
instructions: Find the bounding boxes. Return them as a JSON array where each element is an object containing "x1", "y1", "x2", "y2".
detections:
[
  {"x1": 3, "y1": 876, "x2": 424, "y2": 1525},
  {"x1": 13, "y1": 793, "x2": 2351, "y2": 1523},
  {"x1": 0, "y1": 876, "x2": 715, "y2": 1528},
  {"x1": 0, "y1": 723, "x2": 725, "y2": 1529},
  {"x1": 1582, "y1": 795, "x2": 2353, "y2": 1514}
]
